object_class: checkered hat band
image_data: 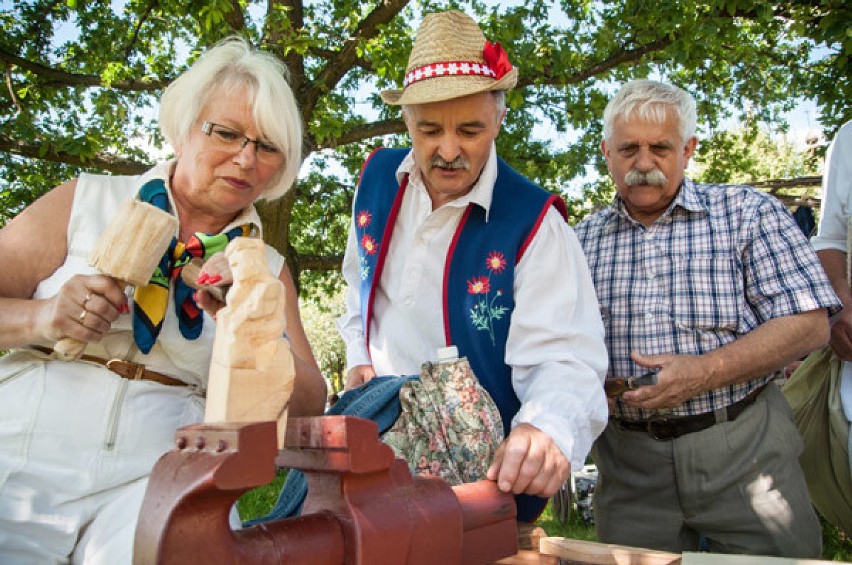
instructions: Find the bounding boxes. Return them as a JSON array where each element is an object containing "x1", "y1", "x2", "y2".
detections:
[{"x1": 403, "y1": 61, "x2": 497, "y2": 88}]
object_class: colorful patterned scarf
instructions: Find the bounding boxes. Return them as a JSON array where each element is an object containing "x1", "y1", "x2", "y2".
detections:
[{"x1": 132, "y1": 179, "x2": 251, "y2": 354}]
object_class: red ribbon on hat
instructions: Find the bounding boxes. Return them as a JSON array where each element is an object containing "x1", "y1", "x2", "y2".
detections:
[
  {"x1": 482, "y1": 41, "x2": 512, "y2": 79},
  {"x1": 403, "y1": 61, "x2": 496, "y2": 88}
]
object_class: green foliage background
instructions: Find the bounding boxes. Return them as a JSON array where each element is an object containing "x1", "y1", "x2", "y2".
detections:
[{"x1": 2, "y1": 0, "x2": 850, "y2": 294}]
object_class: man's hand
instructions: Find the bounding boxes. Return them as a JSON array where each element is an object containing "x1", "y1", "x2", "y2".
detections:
[
  {"x1": 619, "y1": 351, "x2": 711, "y2": 410},
  {"x1": 486, "y1": 423, "x2": 569, "y2": 498},
  {"x1": 344, "y1": 364, "x2": 377, "y2": 390},
  {"x1": 829, "y1": 307, "x2": 852, "y2": 361}
]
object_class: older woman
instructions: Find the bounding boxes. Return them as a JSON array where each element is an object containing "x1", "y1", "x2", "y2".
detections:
[{"x1": 0, "y1": 38, "x2": 326, "y2": 563}]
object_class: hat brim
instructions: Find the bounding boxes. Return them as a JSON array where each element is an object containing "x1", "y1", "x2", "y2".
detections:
[{"x1": 380, "y1": 68, "x2": 517, "y2": 105}]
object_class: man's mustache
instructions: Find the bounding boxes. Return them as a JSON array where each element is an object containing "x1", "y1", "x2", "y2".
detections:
[
  {"x1": 625, "y1": 168, "x2": 667, "y2": 186},
  {"x1": 430, "y1": 155, "x2": 470, "y2": 170}
]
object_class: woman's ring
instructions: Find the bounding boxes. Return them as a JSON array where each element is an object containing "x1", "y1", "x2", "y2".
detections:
[
  {"x1": 82, "y1": 292, "x2": 92, "y2": 306},
  {"x1": 79, "y1": 309, "x2": 88, "y2": 322}
]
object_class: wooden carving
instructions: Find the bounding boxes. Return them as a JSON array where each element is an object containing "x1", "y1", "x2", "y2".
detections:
[{"x1": 203, "y1": 237, "x2": 295, "y2": 448}]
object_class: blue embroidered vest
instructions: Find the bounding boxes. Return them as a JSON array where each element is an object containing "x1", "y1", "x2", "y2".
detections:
[{"x1": 354, "y1": 147, "x2": 568, "y2": 521}]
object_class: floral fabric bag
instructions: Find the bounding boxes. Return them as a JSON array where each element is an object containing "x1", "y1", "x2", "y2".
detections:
[{"x1": 382, "y1": 351, "x2": 504, "y2": 485}]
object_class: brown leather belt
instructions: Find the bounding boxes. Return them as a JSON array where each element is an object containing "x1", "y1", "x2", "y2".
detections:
[
  {"x1": 31, "y1": 345, "x2": 187, "y2": 387},
  {"x1": 611, "y1": 384, "x2": 767, "y2": 441}
]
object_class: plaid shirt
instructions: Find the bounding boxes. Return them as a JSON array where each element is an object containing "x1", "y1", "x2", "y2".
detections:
[{"x1": 575, "y1": 178, "x2": 840, "y2": 419}]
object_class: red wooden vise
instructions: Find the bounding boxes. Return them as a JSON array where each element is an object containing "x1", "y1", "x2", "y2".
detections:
[{"x1": 134, "y1": 416, "x2": 518, "y2": 564}]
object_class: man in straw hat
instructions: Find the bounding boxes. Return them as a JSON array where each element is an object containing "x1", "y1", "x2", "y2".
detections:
[{"x1": 338, "y1": 10, "x2": 609, "y2": 522}]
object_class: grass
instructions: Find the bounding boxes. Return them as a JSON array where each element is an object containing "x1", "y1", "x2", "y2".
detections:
[
  {"x1": 536, "y1": 502, "x2": 597, "y2": 542},
  {"x1": 822, "y1": 518, "x2": 852, "y2": 562},
  {"x1": 236, "y1": 470, "x2": 288, "y2": 521},
  {"x1": 238, "y1": 476, "x2": 852, "y2": 562}
]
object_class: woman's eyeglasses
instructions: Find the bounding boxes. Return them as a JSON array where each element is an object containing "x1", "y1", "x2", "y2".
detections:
[{"x1": 201, "y1": 121, "x2": 283, "y2": 164}]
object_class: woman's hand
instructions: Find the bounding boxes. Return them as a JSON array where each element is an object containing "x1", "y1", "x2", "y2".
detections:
[
  {"x1": 34, "y1": 274, "x2": 128, "y2": 344},
  {"x1": 192, "y1": 252, "x2": 233, "y2": 318}
]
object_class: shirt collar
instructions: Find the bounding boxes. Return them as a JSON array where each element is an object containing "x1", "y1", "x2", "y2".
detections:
[
  {"x1": 676, "y1": 177, "x2": 705, "y2": 214},
  {"x1": 396, "y1": 143, "x2": 498, "y2": 221}
]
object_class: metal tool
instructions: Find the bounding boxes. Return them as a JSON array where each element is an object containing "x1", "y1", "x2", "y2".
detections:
[{"x1": 604, "y1": 371, "x2": 658, "y2": 398}]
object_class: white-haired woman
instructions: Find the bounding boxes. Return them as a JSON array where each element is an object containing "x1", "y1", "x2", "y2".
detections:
[{"x1": 0, "y1": 37, "x2": 326, "y2": 563}]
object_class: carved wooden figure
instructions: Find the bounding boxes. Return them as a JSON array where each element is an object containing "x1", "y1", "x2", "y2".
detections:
[{"x1": 203, "y1": 237, "x2": 294, "y2": 448}]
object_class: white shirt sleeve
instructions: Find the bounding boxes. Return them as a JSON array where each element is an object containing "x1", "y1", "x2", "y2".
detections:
[
  {"x1": 812, "y1": 121, "x2": 852, "y2": 253},
  {"x1": 507, "y1": 207, "x2": 609, "y2": 470}
]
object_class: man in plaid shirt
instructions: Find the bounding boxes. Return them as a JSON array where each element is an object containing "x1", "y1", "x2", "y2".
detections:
[{"x1": 575, "y1": 79, "x2": 840, "y2": 557}]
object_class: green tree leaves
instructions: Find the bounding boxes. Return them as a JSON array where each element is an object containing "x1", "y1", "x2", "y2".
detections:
[{"x1": 2, "y1": 0, "x2": 848, "y2": 294}]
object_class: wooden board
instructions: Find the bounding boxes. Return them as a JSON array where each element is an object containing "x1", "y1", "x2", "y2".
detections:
[
  {"x1": 682, "y1": 552, "x2": 848, "y2": 565},
  {"x1": 494, "y1": 549, "x2": 559, "y2": 564},
  {"x1": 539, "y1": 537, "x2": 681, "y2": 565}
]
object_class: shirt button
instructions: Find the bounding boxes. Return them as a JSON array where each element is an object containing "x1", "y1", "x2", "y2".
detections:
[{"x1": 645, "y1": 312, "x2": 653, "y2": 319}]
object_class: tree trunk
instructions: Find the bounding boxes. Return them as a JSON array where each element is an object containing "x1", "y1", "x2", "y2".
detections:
[{"x1": 256, "y1": 189, "x2": 299, "y2": 290}]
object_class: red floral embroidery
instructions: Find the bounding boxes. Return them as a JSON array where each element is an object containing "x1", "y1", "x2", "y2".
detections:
[
  {"x1": 356, "y1": 210, "x2": 371, "y2": 228},
  {"x1": 361, "y1": 234, "x2": 378, "y2": 255},
  {"x1": 485, "y1": 251, "x2": 507, "y2": 273},
  {"x1": 467, "y1": 276, "x2": 491, "y2": 295},
  {"x1": 482, "y1": 41, "x2": 513, "y2": 79},
  {"x1": 467, "y1": 251, "x2": 509, "y2": 346}
]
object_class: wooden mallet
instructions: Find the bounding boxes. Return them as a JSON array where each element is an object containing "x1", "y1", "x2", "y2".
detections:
[{"x1": 53, "y1": 198, "x2": 178, "y2": 360}]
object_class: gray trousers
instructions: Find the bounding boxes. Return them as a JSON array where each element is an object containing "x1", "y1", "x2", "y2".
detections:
[{"x1": 593, "y1": 384, "x2": 821, "y2": 558}]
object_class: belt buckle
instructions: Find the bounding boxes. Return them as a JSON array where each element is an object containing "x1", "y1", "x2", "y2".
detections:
[
  {"x1": 106, "y1": 358, "x2": 146, "y2": 380},
  {"x1": 645, "y1": 415, "x2": 677, "y2": 441}
]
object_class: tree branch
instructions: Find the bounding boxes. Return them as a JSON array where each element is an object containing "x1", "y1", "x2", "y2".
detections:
[
  {"x1": 266, "y1": 0, "x2": 308, "y2": 114},
  {"x1": 310, "y1": 47, "x2": 372, "y2": 71},
  {"x1": 753, "y1": 176, "x2": 822, "y2": 191},
  {"x1": 304, "y1": 0, "x2": 409, "y2": 115},
  {"x1": 124, "y1": 0, "x2": 159, "y2": 62},
  {"x1": 314, "y1": 118, "x2": 406, "y2": 150},
  {"x1": 296, "y1": 254, "x2": 343, "y2": 272},
  {"x1": 522, "y1": 37, "x2": 673, "y2": 88},
  {"x1": 0, "y1": 48, "x2": 167, "y2": 91},
  {"x1": 0, "y1": 136, "x2": 150, "y2": 175},
  {"x1": 4, "y1": 65, "x2": 21, "y2": 113},
  {"x1": 223, "y1": 0, "x2": 246, "y2": 32}
]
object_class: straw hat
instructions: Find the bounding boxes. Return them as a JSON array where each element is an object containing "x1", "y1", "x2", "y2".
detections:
[{"x1": 380, "y1": 10, "x2": 518, "y2": 106}]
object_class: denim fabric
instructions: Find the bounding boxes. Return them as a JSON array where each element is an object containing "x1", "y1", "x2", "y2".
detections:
[{"x1": 244, "y1": 375, "x2": 417, "y2": 525}]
